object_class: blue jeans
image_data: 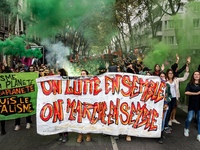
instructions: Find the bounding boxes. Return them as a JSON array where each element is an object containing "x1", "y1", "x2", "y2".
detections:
[
  {"x1": 162, "y1": 109, "x2": 168, "y2": 131},
  {"x1": 185, "y1": 110, "x2": 200, "y2": 134}
]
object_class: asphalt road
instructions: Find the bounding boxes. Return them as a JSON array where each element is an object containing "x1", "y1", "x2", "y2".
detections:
[{"x1": 0, "y1": 106, "x2": 199, "y2": 150}]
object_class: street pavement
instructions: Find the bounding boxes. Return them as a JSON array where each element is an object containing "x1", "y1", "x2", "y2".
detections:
[{"x1": 0, "y1": 106, "x2": 200, "y2": 150}]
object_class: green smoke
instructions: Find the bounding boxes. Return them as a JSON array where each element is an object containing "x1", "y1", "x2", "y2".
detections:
[
  {"x1": 143, "y1": 1, "x2": 200, "y2": 104},
  {"x1": 22, "y1": 0, "x2": 115, "y2": 39},
  {"x1": 143, "y1": 41, "x2": 171, "y2": 69},
  {"x1": 144, "y1": 1, "x2": 200, "y2": 72},
  {"x1": 175, "y1": 2, "x2": 200, "y2": 67},
  {"x1": 0, "y1": 36, "x2": 43, "y2": 58}
]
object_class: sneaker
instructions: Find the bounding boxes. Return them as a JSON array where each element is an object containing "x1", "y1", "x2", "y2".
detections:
[
  {"x1": 62, "y1": 133, "x2": 68, "y2": 143},
  {"x1": 161, "y1": 131, "x2": 166, "y2": 139},
  {"x1": 58, "y1": 136, "x2": 62, "y2": 141},
  {"x1": 168, "y1": 127, "x2": 172, "y2": 131},
  {"x1": 158, "y1": 138, "x2": 163, "y2": 144},
  {"x1": 26, "y1": 123, "x2": 31, "y2": 129},
  {"x1": 164, "y1": 128, "x2": 171, "y2": 134},
  {"x1": 164, "y1": 127, "x2": 172, "y2": 131},
  {"x1": 113, "y1": 136, "x2": 119, "y2": 140},
  {"x1": 168, "y1": 120, "x2": 172, "y2": 126},
  {"x1": 184, "y1": 128, "x2": 189, "y2": 137},
  {"x1": 171, "y1": 119, "x2": 180, "y2": 124},
  {"x1": 197, "y1": 135, "x2": 200, "y2": 142},
  {"x1": 14, "y1": 125, "x2": 20, "y2": 131},
  {"x1": 126, "y1": 136, "x2": 131, "y2": 142}
]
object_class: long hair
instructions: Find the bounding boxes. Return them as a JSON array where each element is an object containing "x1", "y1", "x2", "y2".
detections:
[
  {"x1": 189, "y1": 71, "x2": 200, "y2": 85},
  {"x1": 58, "y1": 68, "x2": 68, "y2": 76},
  {"x1": 166, "y1": 69, "x2": 175, "y2": 81},
  {"x1": 154, "y1": 64, "x2": 160, "y2": 71}
]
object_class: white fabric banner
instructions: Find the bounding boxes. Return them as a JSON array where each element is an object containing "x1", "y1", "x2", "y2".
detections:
[{"x1": 36, "y1": 72, "x2": 165, "y2": 137}]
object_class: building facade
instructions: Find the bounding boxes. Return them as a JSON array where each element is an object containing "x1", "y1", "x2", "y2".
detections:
[
  {"x1": 132, "y1": 0, "x2": 200, "y2": 55},
  {"x1": 0, "y1": 0, "x2": 26, "y2": 65}
]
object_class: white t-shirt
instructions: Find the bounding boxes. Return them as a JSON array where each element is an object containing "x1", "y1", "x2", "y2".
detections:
[{"x1": 167, "y1": 81, "x2": 176, "y2": 98}]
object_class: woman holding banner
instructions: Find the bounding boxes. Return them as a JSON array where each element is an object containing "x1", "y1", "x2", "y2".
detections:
[
  {"x1": 58, "y1": 68, "x2": 68, "y2": 143},
  {"x1": 14, "y1": 65, "x2": 34, "y2": 131},
  {"x1": 158, "y1": 72, "x2": 172, "y2": 144},
  {"x1": 76, "y1": 69, "x2": 92, "y2": 143}
]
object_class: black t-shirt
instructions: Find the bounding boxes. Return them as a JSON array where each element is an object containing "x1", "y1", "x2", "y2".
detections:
[
  {"x1": 108, "y1": 66, "x2": 118, "y2": 72},
  {"x1": 185, "y1": 83, "x2": 200, "y2": 111},
  {"x1": 127, "y1": 68, "x2": 135, "y2": 74}
]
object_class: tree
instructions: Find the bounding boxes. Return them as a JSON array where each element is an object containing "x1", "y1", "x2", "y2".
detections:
[
  {"x1": 152, "y1": 0, "x2": 182, "y2": 16},
  {"x1": 115, "y1": 0, "x2": 141, "y2": 52},
  {"x1": 22, "y1": 0, "x2": 117, "y2": 58},
  {"x1": 0, "y1": 0, "x2": 11, "y2": 14}
]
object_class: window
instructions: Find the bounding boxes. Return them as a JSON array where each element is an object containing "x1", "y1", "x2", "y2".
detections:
[
  {"x1": 164, "y1": 21, "x2": 167, "y2": 29},
  {"x1": 176, "y1": 19, "x2": 183, "y2": 28},
  {"x1": 157, "y1": 21, "x2": 162, "y2": 31},
  {"x1": 193, "y1": 3, "x2": 200, "y2": 12},
  {"x1": 179, "y1": 4, "x2": 184, "y2": 12},
  {"x1": 193, "y1": 35, "x2": 200, "y2": 45},
  {"x1": 164, "y1": 36, "x2": 167, "y2": 43},
  {"x1": 164, "y1": 20, "x2": 174, "y2": 29},
  {"x1": 168, "y1": 36, "x2": 175, "y2": 45},
  {"x1": 193, "y1": 19, "x2": 200, "y2": 28},
  {"x1": 168, "y1": 20, "x2": 174, "y2": 29}
]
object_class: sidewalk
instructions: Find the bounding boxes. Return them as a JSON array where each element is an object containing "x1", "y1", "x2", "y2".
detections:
[{"x1": 178, "y1": 103, "x2": 188, "y2": 113}]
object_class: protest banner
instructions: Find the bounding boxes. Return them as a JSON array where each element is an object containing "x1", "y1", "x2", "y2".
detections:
[
  {"x1": 0, "y1": 72, "x2": 38, "y2": 120},
  {"x1": 36, "y1": 73, "x2": 166, "y2": 137}
]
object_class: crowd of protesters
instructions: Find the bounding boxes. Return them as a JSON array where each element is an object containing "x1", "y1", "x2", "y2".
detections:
[{"x1": 0, "y1": 54, "x2": 199, "y2": 144}]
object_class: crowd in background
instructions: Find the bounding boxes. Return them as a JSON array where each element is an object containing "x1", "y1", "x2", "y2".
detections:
[{"x1": 0, "y1": 54, "x2": 200, "y2": 144}]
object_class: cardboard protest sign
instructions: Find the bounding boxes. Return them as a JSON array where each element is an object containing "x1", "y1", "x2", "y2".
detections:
[
  {"x1": 36, "y1": 73, "x2": 165, "y2": 137},
  {"x1": 0, "y1": 72, "x2": 38, "y2": 120}
]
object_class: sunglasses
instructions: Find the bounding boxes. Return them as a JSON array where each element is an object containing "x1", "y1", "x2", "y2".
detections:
[{"x1": 39, "y1": 70, "x2": 44, "y2": 72}]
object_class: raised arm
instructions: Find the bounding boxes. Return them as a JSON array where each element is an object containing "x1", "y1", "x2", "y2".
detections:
[
  {"x1": 177, "y1": 66, "x2": 189, "y2": 82},
  {"x1": 177, "y1": 56, "x2": 191, "y2": 75}
]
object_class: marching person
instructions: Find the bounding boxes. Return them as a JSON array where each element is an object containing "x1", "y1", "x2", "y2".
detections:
[
  {"x1": 76, "y1": 69, "x2": 92, "y2": 143},
  {"x1": 14, "y1": 65, "x2": 34, "y2": 131},
  {"x1": 165, "y1": 66, "x2": 189, "y2": 129},
  {"x1": 169, "y1": 55, "x2": 191, "y2": 125},
  {"x1": 57, "y1": 68, "x2": 68, "y2": 143},
  {"x1": 184, "y1": 71, "x2": 200, "y2": 141},
  {"x1": 0, "y1": 60, "x2": 12, "y2": 135}
]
